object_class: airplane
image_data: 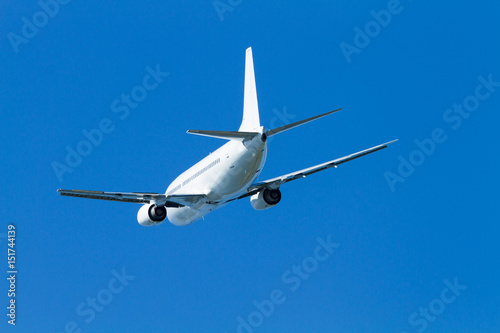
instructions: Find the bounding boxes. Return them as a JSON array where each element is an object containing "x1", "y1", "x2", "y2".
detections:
[{"x1": 58, "y1": 47, "x2": 397, "y2": 227}]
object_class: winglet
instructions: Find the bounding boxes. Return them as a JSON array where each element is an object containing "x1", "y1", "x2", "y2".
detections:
[{"x1": 239, "y1": 47, "x2": 261, "y2": 132}]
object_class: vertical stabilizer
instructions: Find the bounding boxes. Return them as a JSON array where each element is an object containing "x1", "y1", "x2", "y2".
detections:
[{"x1": 239, "y1": 47, "x2": 261, "y2": 132}]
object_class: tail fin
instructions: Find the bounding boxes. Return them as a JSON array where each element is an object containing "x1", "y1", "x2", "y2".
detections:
[{"x1": 239, "y1": 47, "x2": 261, "y2": 132}]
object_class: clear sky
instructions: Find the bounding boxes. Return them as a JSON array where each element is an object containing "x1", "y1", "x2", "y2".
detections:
[{"x1": 1, "y1": 0, "x2": 499, "y2": 332}]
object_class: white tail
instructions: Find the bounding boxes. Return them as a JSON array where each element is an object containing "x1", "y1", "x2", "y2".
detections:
[
  {"x1": 188, "y1": 48, "x2": 340, "y2": 140},
  {"x1": 239, "y1": 47, "x2": 261, "y2": 132}
]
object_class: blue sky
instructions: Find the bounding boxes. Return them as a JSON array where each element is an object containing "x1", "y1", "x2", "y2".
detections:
[{"x1": 1, "y1": 0, "x2": 499, "y2": 332}]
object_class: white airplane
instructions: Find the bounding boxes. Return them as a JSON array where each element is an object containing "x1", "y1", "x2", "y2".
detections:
[{"x1": 58, "y1": 47, "x2": 397, "y2": 227}]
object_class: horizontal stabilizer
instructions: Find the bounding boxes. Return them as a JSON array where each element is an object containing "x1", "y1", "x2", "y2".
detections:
[
  {"x1": 187, "y1": 129, "x2": 257, "y2": 141},
  {"x1": 266, "y1": 108, "x2": 341, "y2": 137}
]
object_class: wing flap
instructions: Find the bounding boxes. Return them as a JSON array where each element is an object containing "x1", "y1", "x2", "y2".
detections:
[
  {"x1": 167, "y1": 194, "x2": 207, "y2": 206},
  {"x1": 58, "y1": 189, "x2": 162, "y2": 204},
  {"x1": 57, "y1": 189, "x2": 206, "y2": 208},
  {"x1": 240, "y1": 139, "x2": 398, "y2": 197}
]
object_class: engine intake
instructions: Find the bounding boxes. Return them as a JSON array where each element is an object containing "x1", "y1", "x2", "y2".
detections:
[
  {"x1": 250, "y1": 188, "x2": 281, "y2": 210},
  {"x1": 137, "y1": 204, "x2": 167, "y2": 226}
]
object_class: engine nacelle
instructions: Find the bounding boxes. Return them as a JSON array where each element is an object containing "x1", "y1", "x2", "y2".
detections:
[
  {"x1": 250, "y1": 188, "x2": 281, "y2": 210},
  {"x1": 137, "y1": 204, "x2": 167, "y2": 226}
]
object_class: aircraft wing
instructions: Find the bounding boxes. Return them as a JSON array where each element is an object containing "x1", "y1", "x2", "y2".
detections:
[
  {"x1": 236, "y1": 139, "x2": 398, "y2": 199},
  {"x1": 57, "y1": 189, "x2": 206, "y2": 207}
]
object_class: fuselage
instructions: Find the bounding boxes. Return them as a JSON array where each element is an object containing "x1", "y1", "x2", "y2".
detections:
[{"x1": 165, "y1": 128, "x2": 267, "y2": 225}]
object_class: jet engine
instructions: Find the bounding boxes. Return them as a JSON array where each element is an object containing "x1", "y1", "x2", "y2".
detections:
[
  {"x1": 250, "y1": 188, "x2": 281, "y2": 210},
  {"x1": 137, "y1": 204, "x2": 167, "y2": 226}
]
